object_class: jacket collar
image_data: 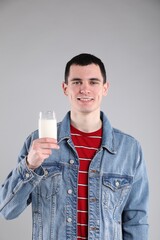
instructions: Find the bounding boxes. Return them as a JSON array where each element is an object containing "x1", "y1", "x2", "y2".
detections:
[
  {"x1": 58, "y1": 111, "x2": 117, "y2": 154},
  {"x1": 100, "y1": 111, "x2": 117, "y2": 154}
]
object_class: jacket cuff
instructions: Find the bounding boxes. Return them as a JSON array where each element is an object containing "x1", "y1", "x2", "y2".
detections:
[{"x1": 17, "y1": 158, "x2": 45, "y2": 184}]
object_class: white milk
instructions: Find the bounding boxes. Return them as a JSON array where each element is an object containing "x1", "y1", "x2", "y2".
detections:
[{"x1": 38, "y1": 119, "x2": 57, "y2": 139}]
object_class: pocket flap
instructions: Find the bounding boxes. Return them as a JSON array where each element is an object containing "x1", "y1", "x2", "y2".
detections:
[
  {"x1": 42, "y1": 163, "x2": 62, "y2": 179},
  {"x1": 102, "y1": 173, "x2": 133, "y2": 191}
]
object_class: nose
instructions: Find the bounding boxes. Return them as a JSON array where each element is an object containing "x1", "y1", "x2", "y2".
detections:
[
  {"x1": 79, "y1": 82, "x2": 90, "y2": 94},
  {"x1": 80, "y1": 89, "x2": 90, "y2": 94}
]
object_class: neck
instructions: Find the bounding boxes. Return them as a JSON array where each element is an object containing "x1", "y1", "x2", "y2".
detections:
[{"x1": 70, "y1": 111, "x2": 102, "y2": 133}]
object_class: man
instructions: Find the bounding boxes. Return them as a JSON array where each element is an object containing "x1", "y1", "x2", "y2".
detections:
[{"x1": 0, "y1": 53, "x2": 149, "y2": 239}]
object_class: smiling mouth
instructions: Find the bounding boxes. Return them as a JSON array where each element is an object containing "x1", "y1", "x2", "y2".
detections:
[{"x1": 77, "y1": 97, "x2": 94, "y2": 102}]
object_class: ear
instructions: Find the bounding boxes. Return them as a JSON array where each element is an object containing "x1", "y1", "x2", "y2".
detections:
[
  {"x1": 62, "y1": 82, "x2": 68, "y2": 96},
  {"x1": 103, "y1": 82, "x2": 110, "y2": 96}
]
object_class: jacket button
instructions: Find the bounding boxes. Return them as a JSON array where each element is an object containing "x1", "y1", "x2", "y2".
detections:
[
  {"x1": 67, "y1": 189, "x2": 73, "y2": 195},
  {"x1": 115, "y1": 181, "x2": 120, "y2": 187},
  {"x1": 90, "y1": 198, "x2": 97, "y2": 202},
  {"x1": 69, "y1": 159, "x2": 74, "y2": 164},
  {"x1": 25, "y1": 173, "x2": 30, "y2": 178},
  {"x1": 67, "y1": 217, "x2": 72, "y2": 223},
  {"x1": 90, "y1": 226, "x2": 96, "y2": 231},
  {"x1": 44, "y1": 170, "x2": 48, "y2": 176}
]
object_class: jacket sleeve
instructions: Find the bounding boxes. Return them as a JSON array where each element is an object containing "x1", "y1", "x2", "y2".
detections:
[
  {"x1": 0, "y1": 133, "x2": 44, "y2": 220},
  {"x1": 122, "y1": 142, "x2": 149, "y2": 239}
]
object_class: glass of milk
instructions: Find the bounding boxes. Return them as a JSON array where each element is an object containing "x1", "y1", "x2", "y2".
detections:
[{"x1": 38, "y1": 111, "x2": 57, "y2": 139}]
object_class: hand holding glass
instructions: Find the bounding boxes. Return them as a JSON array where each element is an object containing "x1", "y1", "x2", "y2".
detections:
[{"x1": 38, "y1": 111, "x2": 57, "y2": 139}]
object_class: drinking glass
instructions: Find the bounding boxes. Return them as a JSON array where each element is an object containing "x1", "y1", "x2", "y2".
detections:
[{"x1": 38, "y1": 110, "x2": 57, "y2": 139}]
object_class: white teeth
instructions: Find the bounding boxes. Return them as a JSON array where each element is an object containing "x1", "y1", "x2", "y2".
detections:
[{"x1": 77, "y1": 97, "x2": 93, "y2": 101}]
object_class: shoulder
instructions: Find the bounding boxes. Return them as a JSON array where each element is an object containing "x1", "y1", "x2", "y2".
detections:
[
  {"x1": 113, "y1": 127, "x2": 141, "y2": 150},
  {"x1": 113, "y1": 127, "x2": 136, "y2": 140}
]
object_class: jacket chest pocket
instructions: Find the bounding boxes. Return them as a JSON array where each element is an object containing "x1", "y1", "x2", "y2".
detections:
[
  {"x1": 39, "y1": 165, "x2": 62, "y2": 199},
  {"x1": 102, "y1": 173, "x2": 133, "y2": 211}
]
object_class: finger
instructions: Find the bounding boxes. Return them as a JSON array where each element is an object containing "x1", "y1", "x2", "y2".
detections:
[
  {"x1": 39, "y1": 143, "x2": 60, "y2": 150},
  {"x1": 38, "y1": 138, "x2": 58, "y2": 144},
  {"x1": 41, "y1": 149, "x2": 52, "y2": 155}
]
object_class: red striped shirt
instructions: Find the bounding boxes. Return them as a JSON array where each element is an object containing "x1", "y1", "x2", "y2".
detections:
[{"x1": 71, "y1": 125, "x2": 102, "y2": 240}]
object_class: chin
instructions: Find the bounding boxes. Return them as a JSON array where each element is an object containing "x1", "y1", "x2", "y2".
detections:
[{"x1": 79, "y1": 107, "x2": 99, "y2": 114}]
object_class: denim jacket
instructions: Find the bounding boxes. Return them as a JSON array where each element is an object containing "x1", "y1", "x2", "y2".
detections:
[{"x1": 0, "y1": 111, "x2": 149, "y2": 240}]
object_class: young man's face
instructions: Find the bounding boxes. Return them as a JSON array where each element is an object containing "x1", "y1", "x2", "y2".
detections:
[{"x1": 62, "y1": 64, "x2": 109, "y2": 115}]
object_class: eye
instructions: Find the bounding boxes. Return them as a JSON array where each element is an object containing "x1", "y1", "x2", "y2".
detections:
[
  {"x1": 72, "y1": 80, "x2": 82, "y2": 85},
  {"x1": 90, "y1": 80, "x2": 99, "y2": 85}
]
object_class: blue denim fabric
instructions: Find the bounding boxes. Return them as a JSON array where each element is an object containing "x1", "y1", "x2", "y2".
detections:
[{"x1": 0, "y1": 111, "x2": 149, "y2": 240}]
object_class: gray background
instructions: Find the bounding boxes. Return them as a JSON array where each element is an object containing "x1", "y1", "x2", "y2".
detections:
[{"x1": 0, "y1": 0, "x2": 159, "y2": 239}]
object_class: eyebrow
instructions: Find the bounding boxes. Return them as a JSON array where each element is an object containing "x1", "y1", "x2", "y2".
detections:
[
  {"x1": 70, "y1": 78, "x2": 81, "y2": 82},
  {"x1": 89, "y1": 78, "x2": 101, "y2": 82},
  {"x1": 70, "y1": 78, "x2": 101, "y2": 82}
]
